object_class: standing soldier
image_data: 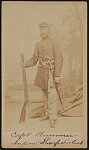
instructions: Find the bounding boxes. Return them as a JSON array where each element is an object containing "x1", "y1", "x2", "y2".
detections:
[{"x1": 25, "y1": 23, "x2": 63, "y2": 128}]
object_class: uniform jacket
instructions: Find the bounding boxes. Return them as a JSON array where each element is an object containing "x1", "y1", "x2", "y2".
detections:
[{"x1": 25, "y1": 37, "x2": 63, "y2": 89}]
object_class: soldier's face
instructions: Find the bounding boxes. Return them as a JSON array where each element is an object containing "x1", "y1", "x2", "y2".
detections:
[{"x1": 40, "y1": 27, "x2": 49, "y2": 39}]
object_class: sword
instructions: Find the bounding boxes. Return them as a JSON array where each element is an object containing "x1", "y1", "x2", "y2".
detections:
[{"x1": 55, "y1": 82, "x2": 64, "y2": 112}]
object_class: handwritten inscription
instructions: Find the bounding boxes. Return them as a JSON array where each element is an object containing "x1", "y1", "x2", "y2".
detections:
[{"x1": 11, "y1": 131, "x2": 83, "y2": 147}]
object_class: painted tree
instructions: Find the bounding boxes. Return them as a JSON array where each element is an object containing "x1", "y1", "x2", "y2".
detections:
[{"x1": 61, "y1": 4, "x2": 83, "y2": 84}]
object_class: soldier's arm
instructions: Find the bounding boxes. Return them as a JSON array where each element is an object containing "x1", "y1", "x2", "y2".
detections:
[
  {"x1": 25, "y1": 43, "x2": 39, "y2": 68},
  {"x1": 54, "y1": 41, "x2": 63, "y2": 77}
]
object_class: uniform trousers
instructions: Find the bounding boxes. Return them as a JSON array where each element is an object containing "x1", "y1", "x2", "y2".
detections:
[{"x1": 42, "y1": 88, "x2": 60, "y2": 120}]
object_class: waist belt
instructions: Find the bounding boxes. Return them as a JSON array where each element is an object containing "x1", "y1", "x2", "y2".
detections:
[{"x1": 39, "y1": 58, "x2": 55, "y2": 71}]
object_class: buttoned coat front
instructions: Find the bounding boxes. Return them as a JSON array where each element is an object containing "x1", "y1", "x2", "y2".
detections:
[{"x1": 25, "y1": 38, "x2": 63, "y2": 89}]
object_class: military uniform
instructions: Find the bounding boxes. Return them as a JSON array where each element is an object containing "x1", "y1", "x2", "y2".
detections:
[
  {"x1": 25, "y1": 38, "x2": 63, "y2": 89},
  {"x1": 25, "y1": 26, "x2": 63, "y2": 123}
]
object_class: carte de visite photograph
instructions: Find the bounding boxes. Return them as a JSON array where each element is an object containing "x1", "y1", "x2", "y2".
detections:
[{"x1": 2, "y1": 1, "x2": 87, "y2": 148}]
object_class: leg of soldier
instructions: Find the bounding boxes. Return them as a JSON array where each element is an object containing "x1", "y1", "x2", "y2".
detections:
[
  {"x1": 40, "y1": 89, "x2": 48, "y2": 121},
  {"x1": 48, "y1": 88, "x2": 59, "y2": 127},
  {"x1": 42, "y1": 89, "x2": 48, "y2": 115}
]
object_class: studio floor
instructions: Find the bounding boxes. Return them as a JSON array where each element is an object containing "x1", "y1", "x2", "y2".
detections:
[{"x1": 4, "y1": 102, "x2": 83, "y2": 132}]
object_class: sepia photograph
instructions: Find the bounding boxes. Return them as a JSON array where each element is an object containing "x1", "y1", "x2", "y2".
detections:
[{"x1": 2, "y1": 1, "x2": 87, "y2": 148}]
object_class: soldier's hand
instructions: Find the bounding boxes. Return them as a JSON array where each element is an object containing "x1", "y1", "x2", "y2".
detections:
[
  {"x1": 21, "y1": 62, "x2": 25, "y2": 67},
  {"x1": 55, "y1": 77, "x2": 61, "y2": 83}
]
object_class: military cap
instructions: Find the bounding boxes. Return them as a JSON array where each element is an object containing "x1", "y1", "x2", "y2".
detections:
[{"x1": 39, "y1": 22, "x2": 49, "y2": 29}]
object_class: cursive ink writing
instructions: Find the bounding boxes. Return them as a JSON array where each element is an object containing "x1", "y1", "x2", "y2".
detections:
[{"x1": 10, "y1": 131, "x2": 83, "y2": 147}]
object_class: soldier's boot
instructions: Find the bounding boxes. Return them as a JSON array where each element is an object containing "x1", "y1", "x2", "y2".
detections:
[
  {"x1": 40, "y1": 112, "x2": 49, "y2": 121},
  {"x1": 50, "y1": 119, "x2": 56, "y2": 128}
]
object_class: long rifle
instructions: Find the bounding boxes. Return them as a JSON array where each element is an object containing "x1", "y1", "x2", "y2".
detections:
[
  {"x1": 19, "y1": 53, "x2": 29, "y2": 123},
  {"x1": 55, "y1": 82, "x2": 64, "y2": 112}
]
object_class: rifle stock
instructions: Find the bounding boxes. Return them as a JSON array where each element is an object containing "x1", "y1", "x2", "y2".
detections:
[{"x1": 19, "y1": 53, "x2": 29, "y2": 123}]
